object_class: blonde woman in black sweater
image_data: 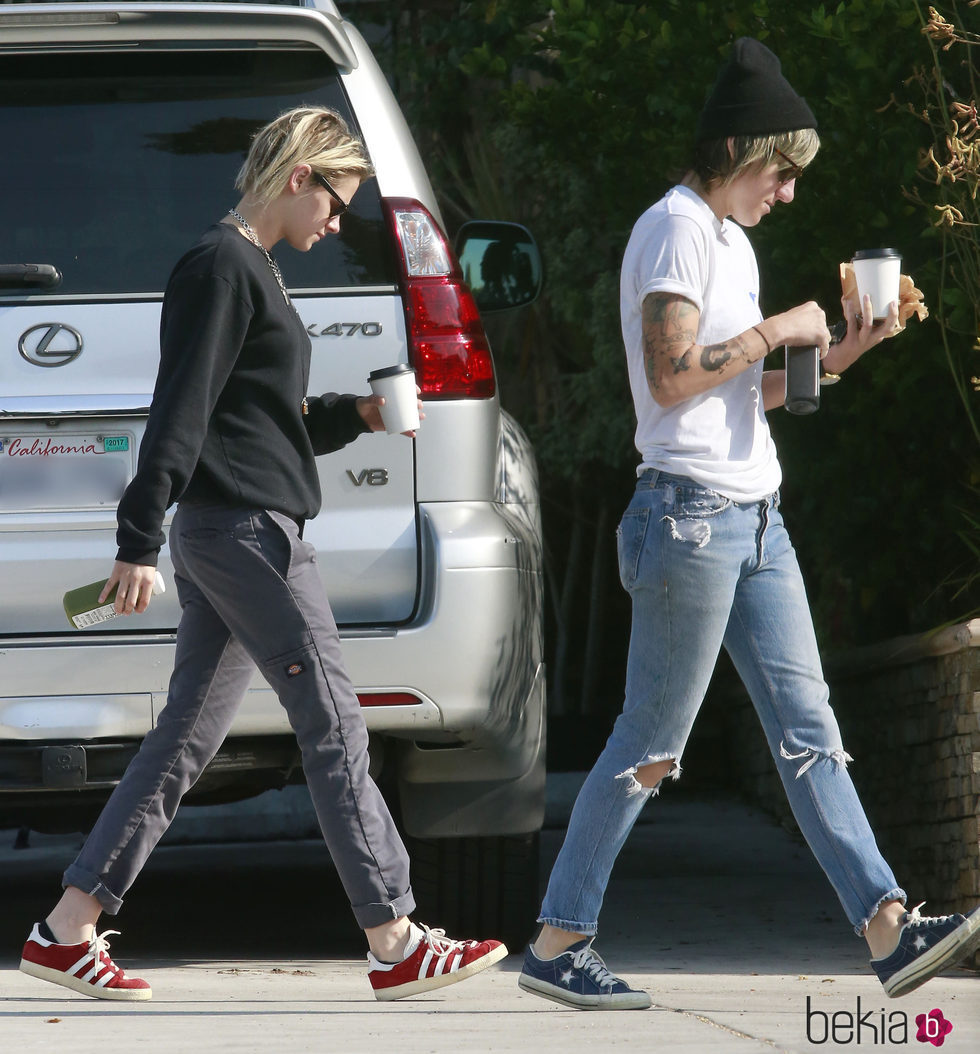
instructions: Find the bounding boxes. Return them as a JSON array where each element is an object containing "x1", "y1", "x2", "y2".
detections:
[{"x1": 20, "y1": 106, "x2": 506, "y2": 1003}]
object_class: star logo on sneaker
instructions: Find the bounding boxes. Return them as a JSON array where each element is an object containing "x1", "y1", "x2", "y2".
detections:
[
  {"x1": 518, "y1": 940, "x2": 652, "y2": 1010},
  {"x1": 870, "y1": 905, "x2": 980, "y2": 998}
]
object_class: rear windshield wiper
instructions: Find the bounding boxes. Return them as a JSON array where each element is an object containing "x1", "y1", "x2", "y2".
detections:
[{"x1": 0, "y1": 264, "x2": 62, "y2": 290}]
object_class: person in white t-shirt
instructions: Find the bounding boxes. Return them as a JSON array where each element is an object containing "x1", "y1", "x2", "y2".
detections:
[{"x1": 518, "y1": 36, "x2": 980, "y2": 1011}]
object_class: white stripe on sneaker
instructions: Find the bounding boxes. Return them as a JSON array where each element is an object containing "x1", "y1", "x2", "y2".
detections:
[
  {"x1": 370, "y1": 936, "x2": 508, "y2": 1000},
  {"x1": 19, "y1": 928, "x2": 151, "y2": 1001}
]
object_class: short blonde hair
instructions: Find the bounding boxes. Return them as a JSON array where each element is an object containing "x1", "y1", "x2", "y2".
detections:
[
  {"x1": 235, "y1": 106, "x2": 374, "y2": 205},
  {"x1": 692, "y1": 127, "x2": 820, "y2": 188}
]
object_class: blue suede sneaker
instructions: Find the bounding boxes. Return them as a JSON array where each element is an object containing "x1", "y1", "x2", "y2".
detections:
[
  {"x1": 871, "y1": 903, "x2": 980, "y2": 997},
  {"x1": 517, "y1": 939, "x2": 652, "y2": 1010}
]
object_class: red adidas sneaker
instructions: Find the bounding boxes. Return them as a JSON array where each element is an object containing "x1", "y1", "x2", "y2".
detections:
[
  {"x1": 20, "y1": 924, "x2": 152, "y2": 1001},
  {"x1": 368, "y1": 924, "x2": 507, "y2": 1000}
]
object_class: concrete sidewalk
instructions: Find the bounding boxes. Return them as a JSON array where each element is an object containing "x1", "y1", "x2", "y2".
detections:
[{"x1": 1, "y1": 777, "x2": 977, "y2": 1052}]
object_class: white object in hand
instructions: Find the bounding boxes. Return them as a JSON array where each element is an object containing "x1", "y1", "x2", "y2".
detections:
[
  {"x1": 368, "y1": 364, "x2": 420, "y2": 435},
  {"x1": 852, "y1": 248, "x2": 902, "y2": 322}
]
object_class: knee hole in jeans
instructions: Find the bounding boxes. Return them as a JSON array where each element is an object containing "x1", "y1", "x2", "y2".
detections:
[{"x1": 634, "y1": 758, "x2": 677, "y2": 788}]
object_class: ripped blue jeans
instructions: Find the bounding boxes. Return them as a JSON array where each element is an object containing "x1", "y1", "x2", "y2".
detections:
[{"x1": 539, "y1": 469, "x2": 904, "y2": 937}]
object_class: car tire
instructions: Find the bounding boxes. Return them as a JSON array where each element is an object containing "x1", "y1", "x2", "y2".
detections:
[{"x1": 403, "y1": 831, "x2": 540, "y2": 952}]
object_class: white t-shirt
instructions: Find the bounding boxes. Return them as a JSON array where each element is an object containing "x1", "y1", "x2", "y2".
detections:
[{"x1": 620, "y1": 184, "x2": 781, "y2": 502}]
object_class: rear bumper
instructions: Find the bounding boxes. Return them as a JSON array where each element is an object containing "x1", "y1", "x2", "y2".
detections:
[{"x1": 0, "y1": 499, "x2": 545, "y2": 819}]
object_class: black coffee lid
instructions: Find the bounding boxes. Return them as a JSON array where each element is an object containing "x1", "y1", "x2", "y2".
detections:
[
  {"x1": 852, "y1": 248, "x2": 901, "y2": 260},
  {"x1": 368, "y1": 363, "x2": 414, "y2": 382}
]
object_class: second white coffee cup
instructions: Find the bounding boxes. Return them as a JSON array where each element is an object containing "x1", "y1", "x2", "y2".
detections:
[
  {"x1": 368, "y1": 364, "x2": 420, "y2": 435},
  {"x1": 852, "y1": 248, "x2": 902, "y2": 322}
]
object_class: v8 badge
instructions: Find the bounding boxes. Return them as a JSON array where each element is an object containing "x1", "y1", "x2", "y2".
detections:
[{"x1": 347, "y1": 468, "x2": 389, "y2": 487}]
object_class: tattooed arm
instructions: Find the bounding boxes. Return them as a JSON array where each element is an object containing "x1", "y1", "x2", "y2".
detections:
[
  {"x1": 641, "y1": 293, "x2": 768, "y2": 407},
  {"x1": 641, "y1": 292, "x2": 831, "y2": 408}
]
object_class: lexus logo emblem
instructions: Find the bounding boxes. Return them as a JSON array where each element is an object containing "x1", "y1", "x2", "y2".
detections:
[{"x1": 19, "y1": 323, "x2": 83, "y2": 368}]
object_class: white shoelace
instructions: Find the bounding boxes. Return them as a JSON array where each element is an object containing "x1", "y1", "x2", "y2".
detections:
[
  {"x1": 69, "y1": 929, "x2": 123, "y2": 983},
  {"x1": 570, "y1": 946, "x2": 618, "y2": 989},
  {"x1": 904, "y1": 903, "x2": 952, "y2": 928},
  {"x1": 90, "y1": 930, "x2": 120, "y2": 959},
  {"x1": 417, "y1": 924, "x2": 472, "y2": 956}
]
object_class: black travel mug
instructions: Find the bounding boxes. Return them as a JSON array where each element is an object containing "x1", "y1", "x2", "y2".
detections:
[{"x1": 784, "y1": 345, "x2": 820, "y2": 415}]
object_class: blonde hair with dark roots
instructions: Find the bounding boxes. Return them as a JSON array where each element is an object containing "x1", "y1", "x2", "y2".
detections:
[
  {"x1": 692, "y1": 127, "x2": 820, "y2": 189},
  {"x1": 235, "y1": 106, "x2": 374, "y2": 206}
]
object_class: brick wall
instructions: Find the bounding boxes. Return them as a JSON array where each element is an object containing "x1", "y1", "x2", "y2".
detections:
[{"x1": 721, "y1": 620, "x2": 980, "y2": 960}]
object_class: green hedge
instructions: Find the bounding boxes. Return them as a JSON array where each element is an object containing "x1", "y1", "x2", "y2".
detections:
[{"x1": 366, "y1": 0, "x2": 979, "y2": 708}]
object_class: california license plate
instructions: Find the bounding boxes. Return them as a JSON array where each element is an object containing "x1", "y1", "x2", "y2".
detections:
[{"x1": 0, "y1": 431, "x2": 134, "y2": 512}]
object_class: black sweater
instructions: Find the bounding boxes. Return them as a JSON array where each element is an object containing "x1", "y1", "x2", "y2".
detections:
[{"x1": 116, "y1": 222, "x2": 368, "y2": 565}]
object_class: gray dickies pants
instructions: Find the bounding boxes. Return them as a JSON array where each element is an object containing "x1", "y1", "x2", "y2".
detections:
[{"x1": 64, "y1": 503, "x2": 415, "y2": 930}]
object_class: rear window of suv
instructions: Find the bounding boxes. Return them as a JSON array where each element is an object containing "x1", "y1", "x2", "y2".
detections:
[{"x1": 0, "y1": 47, "x2": 397, "y2": 297}]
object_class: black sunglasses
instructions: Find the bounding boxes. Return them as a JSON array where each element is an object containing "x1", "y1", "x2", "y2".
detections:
[
  {"x1": 773, "y1": 147, "x2": 804, "y2": 185},
  {"x1": 313, "y1": 172, "x2": 350, "y2": 218}
]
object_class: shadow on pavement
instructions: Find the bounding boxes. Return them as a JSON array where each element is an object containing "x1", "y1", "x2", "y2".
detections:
[{"x1": 0, "y1": 782, "x2": 884, "y2": 979}]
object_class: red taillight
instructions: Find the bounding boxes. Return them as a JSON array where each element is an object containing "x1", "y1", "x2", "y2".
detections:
[
  {"x1": 384, "y1": 197, "x2": 495, "y2": 399},
  {"x1": 406, "y1": 281, "x2": 495, "y2": 397}
]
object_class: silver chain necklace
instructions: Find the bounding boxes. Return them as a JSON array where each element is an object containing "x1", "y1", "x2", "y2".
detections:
[
  {"x1": 228, "y1": 209, "x2": 290, "y2": 305},
  {"x1": 228, "y1": 208, "x2": 308, "y2": 415}
]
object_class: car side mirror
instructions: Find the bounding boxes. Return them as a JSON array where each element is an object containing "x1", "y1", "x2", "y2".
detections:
[{"x1": 455, "y1": 221, "x2": 542, "y2": 314}]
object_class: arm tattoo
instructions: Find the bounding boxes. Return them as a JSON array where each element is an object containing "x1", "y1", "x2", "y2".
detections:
[
  {"x1": 671, "y1": 350, "x2": 692, "y2": 373},
  {"x1": 642, "y1": 293, "x2": 758, "y2": 396},
  {"x1": 701, "y1": 343, "x2": 732, "y2": 371},
  {"x1": 701, "y1": 334, "x2": 749, "y2": 373},
  {"x1": 642, "y1": 294, "x2": 699, "y2": 388}
]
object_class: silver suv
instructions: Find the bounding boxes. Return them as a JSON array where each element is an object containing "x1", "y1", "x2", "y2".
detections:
[{"x1": 0, "y1": 0, "x2": 545, "y2": 943}]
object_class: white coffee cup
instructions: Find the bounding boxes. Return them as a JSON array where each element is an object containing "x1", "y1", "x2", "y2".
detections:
[
  {"x1": 852, "y1": 248, "x2": 902, "y2": 322},
  {"x1": 368, "y1": 364, "x2": 420, "y2": 435}
]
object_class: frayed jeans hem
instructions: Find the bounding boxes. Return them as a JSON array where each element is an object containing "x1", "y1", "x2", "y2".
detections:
[{"x1": 856, "y1": 888, "x2": 907, "y2": 937}]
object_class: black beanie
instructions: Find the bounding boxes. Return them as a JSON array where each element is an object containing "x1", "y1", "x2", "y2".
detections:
[{"x1": 695, "y1": 37, "x2": 817, "y2": 142}]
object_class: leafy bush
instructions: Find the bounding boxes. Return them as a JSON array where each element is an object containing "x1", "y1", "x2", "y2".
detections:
[{"x1": 364, "y1": 0, "x2": 979, "y2": 713}]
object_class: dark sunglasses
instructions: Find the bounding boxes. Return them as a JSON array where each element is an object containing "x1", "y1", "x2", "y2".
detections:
[
  {"x1": 773, "y1": 147, "x2": 804, "y2": 185},
  {"x1": 313, "y1": 172, "x2": 350, "y2": 218}
]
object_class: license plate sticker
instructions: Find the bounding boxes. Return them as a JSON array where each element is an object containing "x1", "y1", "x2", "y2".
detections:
[{"x1": 0, "y1": 433, "x2": 134, "y2": 512}]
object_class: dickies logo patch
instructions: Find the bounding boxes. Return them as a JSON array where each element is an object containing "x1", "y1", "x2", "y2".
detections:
[{"x1": 285, "y1": 661, "x2": 306, "y2": 678}]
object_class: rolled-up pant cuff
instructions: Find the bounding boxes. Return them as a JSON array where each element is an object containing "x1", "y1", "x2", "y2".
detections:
[
  {"x1": 353, "y1": 889, "x2": 416, "y2": 931},
  {"x1": 62, "y1": 864, "x2": 124, "y2": 916},
  {"x1": 536, "y1": 914, "x2": 597, "y2": 937}
]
